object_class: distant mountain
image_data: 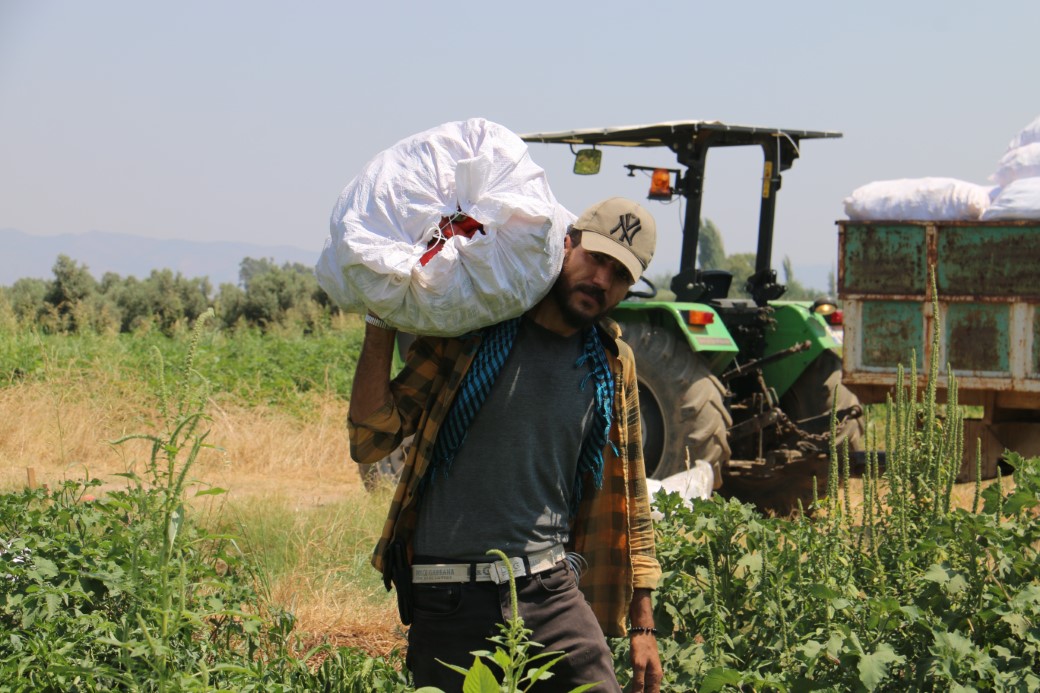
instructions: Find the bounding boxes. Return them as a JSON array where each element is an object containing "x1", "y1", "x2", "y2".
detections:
[{"x1": 0, "y1": 229, "x2": 321, "y2": 288}]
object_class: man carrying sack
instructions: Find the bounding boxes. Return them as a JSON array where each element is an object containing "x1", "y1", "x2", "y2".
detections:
[{"x1": 349, "y1": 198, "x2": 663, "y2": 693}]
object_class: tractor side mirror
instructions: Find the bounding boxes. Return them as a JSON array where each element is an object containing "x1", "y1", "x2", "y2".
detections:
[{"x1": 573, "y1": 148, "x2": 602, "y2": 175}]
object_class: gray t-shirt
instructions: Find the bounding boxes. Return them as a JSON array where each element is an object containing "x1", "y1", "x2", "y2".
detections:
[{"x1": 413, "y1": 318, "x2": 597, "y2": 561}]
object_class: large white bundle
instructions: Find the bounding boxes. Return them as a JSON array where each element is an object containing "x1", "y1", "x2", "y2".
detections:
[
  {"x1": 981, "y1": 178, "x2": 1040, "y2": 221},
  {"x1": 645, "y1": 460, "x2": 715, "y2": 521},
  {"x1": 990, "y1": 142, "x2": 1040, "y2": 187},
  {"x1": 316, "y1": 118, "x2": 573, "y2": 336},
  {"x1": 1007, "y1": 114, "x2": 1040, "y2": 150},
  {"x1": 843, "y1": 177, "x2": 991, "y2": 221}
]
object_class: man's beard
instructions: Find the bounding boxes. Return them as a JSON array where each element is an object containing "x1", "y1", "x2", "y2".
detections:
[{"x1": 551, "y1": 275, "x2": 609, "y2": 329}]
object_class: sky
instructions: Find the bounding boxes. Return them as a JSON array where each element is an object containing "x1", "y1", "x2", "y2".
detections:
[{"x1": 2, "y1": 0, "x2": 1039, "y2": 288}]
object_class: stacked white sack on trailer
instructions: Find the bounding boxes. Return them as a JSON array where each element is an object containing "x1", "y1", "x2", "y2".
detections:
[
  {"x1": 984, "y1": 116, "x2": 1040, "y2": 221},
  {"x1": 316, "y1": 118, "x2": 574, "y2": 336},
  {"x1": 843, "y1": 178, "x2": 992, "y2": 221},
  {"x1": 844, "y1": 114, "x2": 1040, "y2": 222},
  {"x1": 982, "y1": 179, "x2": 1040, "y2": 221}
]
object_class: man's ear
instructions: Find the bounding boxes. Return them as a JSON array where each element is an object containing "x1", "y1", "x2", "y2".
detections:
[{"x1": 564, "y1": 227, "x2": 580, "y2": 250}]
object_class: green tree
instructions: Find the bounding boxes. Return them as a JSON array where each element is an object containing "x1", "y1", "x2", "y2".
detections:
[
  {"x1": 4, "y1": 277, "x2": 49, "y2": 325},
  {"x1": 222, "y1": 258, "x2": 328, "y2": 331},
  {"x1": 697, "y1": 218, "x2": 727, "y2": 270},
  {"x1": 43, "y1": 255, "x2": 98, "y2": 332}
]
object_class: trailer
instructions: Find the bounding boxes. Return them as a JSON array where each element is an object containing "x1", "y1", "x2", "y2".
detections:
[{"x1": 838, "y1": 219, "x2": 1040, "y2": 477}]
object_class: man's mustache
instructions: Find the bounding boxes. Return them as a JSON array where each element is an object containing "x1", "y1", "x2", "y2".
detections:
[{"x1": 574, "y1": 284, "x2": 606, "y2": 304}]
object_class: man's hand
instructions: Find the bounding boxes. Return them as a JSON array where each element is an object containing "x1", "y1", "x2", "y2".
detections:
[{"x1": 628, "y1": 588, "x2": 662, "y2": 692}]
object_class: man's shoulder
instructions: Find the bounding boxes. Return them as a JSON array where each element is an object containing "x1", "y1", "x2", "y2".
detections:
[
  {"x1": 594, "y1": 317, "x2": 633, "y2": 362},
  {"x1": 402, "y1": 330, "x2": 485, "y2": 375}
]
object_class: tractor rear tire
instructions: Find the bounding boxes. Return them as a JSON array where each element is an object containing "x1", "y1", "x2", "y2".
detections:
[
  {"x1": 619, "y1": 320, "x2": 731, "y2": 483},
  {"x1": 780, "y1": 349, "x2": 865, "y2": 454}
]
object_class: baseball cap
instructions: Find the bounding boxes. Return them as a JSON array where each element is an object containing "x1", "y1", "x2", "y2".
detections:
[{"x1": 572, "y1": 197, "x2": 657, "y2": 281}]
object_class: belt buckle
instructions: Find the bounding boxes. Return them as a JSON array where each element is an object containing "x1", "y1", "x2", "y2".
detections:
[{"x1": 488, "y1": 556, "x2": 525, "y2": 584}]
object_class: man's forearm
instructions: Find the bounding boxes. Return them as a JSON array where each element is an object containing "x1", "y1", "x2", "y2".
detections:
[
  {"x1": 629, "y1": 588, "x2": 655, "y2": 628},
  {"x1": 348, "y1": 321, "x2": 398, "y2": 424},
  {"x1": 628, "y1": 588, "x2": 662, "y2": 692}
]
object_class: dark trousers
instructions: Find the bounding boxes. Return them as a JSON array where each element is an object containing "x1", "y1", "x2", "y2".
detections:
[{"x1": 406, "y1": 561, "x2": 621, "y2": 692}]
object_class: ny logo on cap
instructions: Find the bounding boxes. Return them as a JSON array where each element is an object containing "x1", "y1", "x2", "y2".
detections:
[{"x1": 608, "y1": 213, "x2": 642, "y2": 246}]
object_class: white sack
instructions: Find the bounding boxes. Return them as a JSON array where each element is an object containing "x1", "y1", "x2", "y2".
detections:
[
  {"x1": 315, "y1": 118, "x2": 574, "y2": 336},
  {"x1": 981, "y1": 178, "x2": 1040, "y2": 221},
  {"x1": 645, "y1": 460, "x2": 715, "y2": 520},
  {"x1": 843, "y1": 177, "x2": 991, "y2": 221},
  {"x1": 1007, "y1": 114, "x2": 1040, "y2": 150},
  {"x1": 990, "y1": 142, "x2": 1040, "y2": 187}
]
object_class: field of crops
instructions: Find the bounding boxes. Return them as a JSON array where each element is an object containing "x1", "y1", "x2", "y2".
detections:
[{"x1": 1, "y1": 314, "x2": 1038, "y2": 691}]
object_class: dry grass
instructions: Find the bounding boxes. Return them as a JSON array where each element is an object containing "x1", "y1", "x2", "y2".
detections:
[
  {"x1": 0, "y1": 379, "x2": 361, "y2": 501},
  {"x1": 0, "y1": 377, "x2": 403, "y2": 654}
]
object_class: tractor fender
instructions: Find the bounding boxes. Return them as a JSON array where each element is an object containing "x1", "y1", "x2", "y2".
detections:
[
  {"x1": 610, "y1": 301, "x2": 738, "y2": 376},
  {"x1": 763, "y1": 302, "x2": 841, "y2": 399}
]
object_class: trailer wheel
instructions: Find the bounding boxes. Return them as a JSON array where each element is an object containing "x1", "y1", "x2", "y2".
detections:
[
  {"x1": 619, "y1": 320, "x2": 731, "y2": 482},
  {"x1": 780, "y1": 349, "x2": 864, "y2": 453}
]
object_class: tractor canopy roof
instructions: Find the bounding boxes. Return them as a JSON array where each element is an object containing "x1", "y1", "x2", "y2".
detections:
[{"x1": 520, "y1": 120, "x2": 841, "y2": 150}]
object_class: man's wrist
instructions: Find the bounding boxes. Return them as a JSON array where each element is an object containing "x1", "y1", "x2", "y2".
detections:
[
  {"x1": 628, "y1": 625, "x2": 658, "y2": 637},
  {"x1": 364, "y1": 313, "x2": 395, "y2": 331}
]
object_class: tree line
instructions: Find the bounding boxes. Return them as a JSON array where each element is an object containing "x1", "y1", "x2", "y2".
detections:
[
  {"x1": 1, "y1": 224, "x2": 834, "y2": 336},
  {"x1": 0, "y1": 255, "x2": 334, "y2": 335}
]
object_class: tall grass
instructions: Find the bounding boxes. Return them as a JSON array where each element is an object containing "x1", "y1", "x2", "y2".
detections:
[
  {"x1": 0, "y1": 314, "x2": 408, "y2": 691},
  {"x1": 214, "y1": 489, "x2": 400, "y2": 654}
]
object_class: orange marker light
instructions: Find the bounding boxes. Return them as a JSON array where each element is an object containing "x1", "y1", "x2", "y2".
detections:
[
  {"x1": 648, "y1": 169, "x2": 673, "y2": 200},
  {"x1": 687, "y1": 310, "x2": 715, "y2": 326}
]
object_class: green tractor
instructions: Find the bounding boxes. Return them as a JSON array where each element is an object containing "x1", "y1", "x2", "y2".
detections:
[{"x1": 521, "y1": 121, "x2": 864, "y2": 512}]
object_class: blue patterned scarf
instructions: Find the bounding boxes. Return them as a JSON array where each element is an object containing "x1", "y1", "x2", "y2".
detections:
[{"x1": 423, "y1": 318, "x2": 615, "y2": 514}]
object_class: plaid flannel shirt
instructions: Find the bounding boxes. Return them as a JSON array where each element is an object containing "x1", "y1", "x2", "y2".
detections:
[{"x1": 348, "y1": 319, "x2": 661, "y2": 637}]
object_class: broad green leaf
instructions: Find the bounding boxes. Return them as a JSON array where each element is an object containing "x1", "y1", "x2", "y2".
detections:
[
  {"x1": 923, "y1": 563, "x2": 952, "y2": 584},
  {"x1": 31, "y1": 556, "x2": 58, "y2": 579},
  {"x1": 194, "y1": 487, "x2": 228, "y2": 497},
  {"x1": 1002, "y1": 489, "x2": 1039, "y2": 515},
  {"x1": 491, "y1": 649, "x2": 511, "y2": 671},
  {"x1": 699, "y1": 667, "x2": 743, "y2": 693},
  {"x1": 807, "y1": 584, "x2": 842, "y2": 600},
  {"x1": 1010, "y1": 584, "x2": 1040, "y2": 607},
  {"x1": 932, "y1": 630, "x2": 974, "y2": 657},
  {"x1": 999, "y1": 613, "x2": 1030, "y2": 637},
  {"x1": 948, "y1": 573, "x2": 968, "y2": 594},
  {"x1": 796, "y1": 640, "x2": 824, "y2": 661},
  {"x1": 736, "y1": 553, "x2": 762, "y2": 573},
  {"x1": 857, "y1": 643, "x2": 904, "y2": 691},
  {"x1": 461, "y1": 658, "x2": 499, "y2": 693}
]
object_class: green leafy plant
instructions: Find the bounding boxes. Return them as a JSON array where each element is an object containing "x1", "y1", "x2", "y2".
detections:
[
  {"x1": 634, "y1": 284, "x2": 1040, "y2": 691},
  {"x1": 425, "y1": 549, "x2": 597, "y2": 693}
]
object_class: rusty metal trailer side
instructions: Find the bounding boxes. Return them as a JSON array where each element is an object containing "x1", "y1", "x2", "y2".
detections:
[{"x1": 837, "y1": 220, "x2": 1040, "y2": 477}]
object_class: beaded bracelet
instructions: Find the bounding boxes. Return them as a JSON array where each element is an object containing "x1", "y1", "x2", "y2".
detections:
[{"x1": 628, "y1": 626, "x2": 658, "y2": 636}]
